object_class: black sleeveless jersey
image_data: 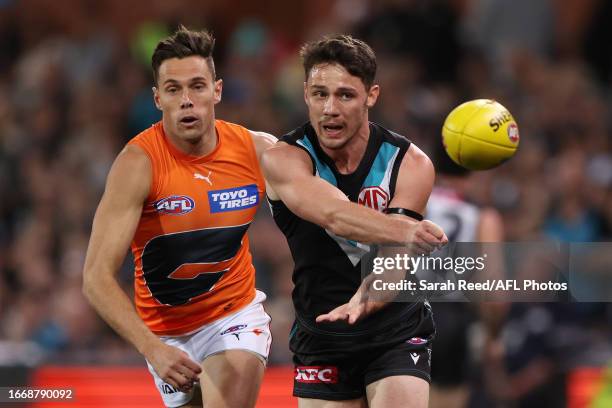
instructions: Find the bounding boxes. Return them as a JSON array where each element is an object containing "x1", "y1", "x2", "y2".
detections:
[{"x1": 269, "y1": 122, "x2": 434, "y2": 337}]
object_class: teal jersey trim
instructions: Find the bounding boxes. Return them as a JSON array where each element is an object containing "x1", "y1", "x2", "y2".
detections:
[
  {"x1": 361, "y1": 141, "x2": 399, "y2": 189},
  {"x1": 296, "y1": 137, "x2": 337, "y2": 186}
]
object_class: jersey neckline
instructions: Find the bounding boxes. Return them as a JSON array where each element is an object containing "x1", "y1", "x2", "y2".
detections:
[
  {"x1": 156, "y1": 120, "x2": 222, "y2": 164},
  {"x1": 304, "y1": 122, "x2": 381, "y2": 181}
]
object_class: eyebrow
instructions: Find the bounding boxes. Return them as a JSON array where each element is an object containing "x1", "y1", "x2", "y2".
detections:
[
  {"x1": 162, "y1": 77, "x2": 208, "y2": 86},
  {"x1": 310, "y1": 85, "x2": 357, "y2": 93}
]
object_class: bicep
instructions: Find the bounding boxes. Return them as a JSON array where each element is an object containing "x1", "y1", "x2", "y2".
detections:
[
  {"x1": 83, "y1": 146, "x2": 151, "y2": 280},
  {"x1": 388, "y1": 144, "x2": 435, "y2": 216},
  {"x1": 249, "y1": 130, "x2": 277, "y2": 162},
  {"x1": 261, "y1": 144, "x2": 349, "y2": 223}
]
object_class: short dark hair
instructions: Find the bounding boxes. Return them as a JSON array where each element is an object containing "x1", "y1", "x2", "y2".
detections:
[
  {"x1": 151, "y1": 25, "x2": 216, "y2": 85},
  {"x1": 300, "y1": 34, "x2": 377, "y2": 89}
]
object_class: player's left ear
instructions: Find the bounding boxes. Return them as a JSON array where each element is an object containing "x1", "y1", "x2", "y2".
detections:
[
  {"x1": 214, "y1": 79, "x2": 223, "y2": 104},
  {"x1": 152, "y1": 87, "x2": 162, "y2": 111},
  {"x1": 366, "y1": 84, "x2": 380, "y2": 108}
]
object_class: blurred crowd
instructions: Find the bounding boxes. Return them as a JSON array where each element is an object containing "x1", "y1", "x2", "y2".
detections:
[{"x1": 1, "y1": 0, "x2": 611, "y2": 406}]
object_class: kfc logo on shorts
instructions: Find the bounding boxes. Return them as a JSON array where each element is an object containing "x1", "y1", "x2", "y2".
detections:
[
  {"x1": 294, "y1": 366, "x2": 338, "y2": 384},
  {"x1": 358, "y1": 186, "x2": 389, "y2": 212},
  {"x1": 154, "y1": 195, "x2": 195, "y2": 215}
]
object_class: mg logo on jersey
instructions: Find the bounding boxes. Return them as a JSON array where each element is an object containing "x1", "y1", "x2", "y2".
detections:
[
  {"x1": 294, "y1": 366, "x2": 338, "y2": 384},
  {"x1": 358, "y1": 186, "x2": 389, "y2": 211},
  {"x1": 208, "y1": 184, "x2": 259, "y2": 213},
  {"x1": 154, "y1": 196, "x2": 195, "y2": 215}
]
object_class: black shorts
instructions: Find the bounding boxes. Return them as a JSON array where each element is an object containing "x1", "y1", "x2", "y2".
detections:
[{"x1": 291, "y1": 305, "x2": 435, "y2": 400}]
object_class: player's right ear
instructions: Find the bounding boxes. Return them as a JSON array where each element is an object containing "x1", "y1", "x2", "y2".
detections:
[
  {"x1": 152, "y1": 87, "x2": 162, "y2": 111},
  {"x1": 303, "y1": 82, "x2": 309, "y2": 105}
]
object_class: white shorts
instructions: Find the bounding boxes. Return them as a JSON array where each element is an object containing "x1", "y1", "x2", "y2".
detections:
[{"x1": 147, "y1": 290, "x2": 271, "y2": 407}]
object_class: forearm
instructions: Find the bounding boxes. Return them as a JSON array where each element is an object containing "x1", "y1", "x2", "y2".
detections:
[
  {"x1": 325, "y1": 200, "x2": 415, "y2": 244},
  {"x1": 83, "y1": 273, "x2": 160, "y2": 355}
]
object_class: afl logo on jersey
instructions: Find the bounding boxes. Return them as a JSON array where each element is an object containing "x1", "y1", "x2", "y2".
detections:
[
  {"x1": 358, "y1": 186, "x2": 389, "y2": 212},
  {"x1": 154, "y1": 195, "x2": 195, "y2": 215}
]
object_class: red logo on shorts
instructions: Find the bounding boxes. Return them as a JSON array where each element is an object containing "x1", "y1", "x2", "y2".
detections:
[
  {"x1": 358, "y1": 186, "x2": 389, "y2": 212},
  {"x1": 294, "y1": 366, "x2": 338, "y2": 384}
]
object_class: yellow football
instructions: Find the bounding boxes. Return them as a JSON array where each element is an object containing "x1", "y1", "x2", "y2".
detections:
[{"x1": 442, "y1": 99, "x2": 519, "y2": 170}]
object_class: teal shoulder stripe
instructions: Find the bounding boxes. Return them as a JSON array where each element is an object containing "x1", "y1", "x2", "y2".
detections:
[
  {"x1": 296, "y1": 137, "x2": 337, "y2": 186},
  {"x1": 362, "y1": 142, "x2": 399, "y2": 188}
]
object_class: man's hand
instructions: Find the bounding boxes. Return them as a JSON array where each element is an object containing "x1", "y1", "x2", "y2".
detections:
[
  {"x1": 316, "y1": 296, "x2": 384, "y2": 325},
  {"x1": 144, "y1": 341, "x2": 202, "y2": 393},
  {"x1": 317, "y1": 219, "x2": 447, "y2": 325},
  {"x1": 405, "y1": 219, "x2": 448, "y2": 255},
  {"x1": 316, "y1": 274, "x2": 384, "y2": 325}
]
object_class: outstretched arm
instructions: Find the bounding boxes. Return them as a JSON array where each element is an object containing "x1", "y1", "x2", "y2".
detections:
[
  {"x1": 82, "y1": 145, "x2": 201, "y2": 391},
  {"x1": 262, "y1": 142, "x2": 445, "y2": 249}
]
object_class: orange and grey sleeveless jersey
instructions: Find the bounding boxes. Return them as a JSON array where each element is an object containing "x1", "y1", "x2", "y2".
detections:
[{"x1": 128, "y1": 120, "x2": 264, "y2": 336}]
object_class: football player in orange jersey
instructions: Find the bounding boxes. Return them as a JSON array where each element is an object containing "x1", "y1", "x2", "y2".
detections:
[{"x1": 83, "y1": 26, "x2": 276, "y2": 408}]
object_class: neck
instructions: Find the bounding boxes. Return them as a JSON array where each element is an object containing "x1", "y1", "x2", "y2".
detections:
[
  {"x1": 163, "y1": 118, "x2": 217, "y2": 157},
  {"x1": 321, "y1": 120, "x2": 370, "y2": 174}
]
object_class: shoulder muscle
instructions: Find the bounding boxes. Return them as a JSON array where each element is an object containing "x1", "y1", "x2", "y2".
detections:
[
  {"x1": 249, "y1": 130, "x2": 277, "y2": 162},
  {"x1": 389, "y1": 143, "x2": 435, "y2": 215}
]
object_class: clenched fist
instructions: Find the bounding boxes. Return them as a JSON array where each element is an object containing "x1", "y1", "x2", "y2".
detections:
[{"x1": 405, "y1": 219, "x2": 448, "y2": 255}]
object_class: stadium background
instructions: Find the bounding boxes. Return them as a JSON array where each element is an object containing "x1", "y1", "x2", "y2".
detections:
[{"x1": 0, "y1": 0, "x2": 611, "y2": 406}]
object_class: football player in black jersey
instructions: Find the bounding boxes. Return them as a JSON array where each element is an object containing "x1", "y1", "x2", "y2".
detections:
[{"x1": 262, "y1": 35, "x2": 447, "y2": 408}]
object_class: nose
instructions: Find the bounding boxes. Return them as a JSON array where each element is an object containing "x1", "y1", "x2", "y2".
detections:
[
  {"x1": 180, "y1": 89, "x2": 194, "y2": 109},
  {"x1": 323, "y1": 96, "x2": 339, "y2": 116}
]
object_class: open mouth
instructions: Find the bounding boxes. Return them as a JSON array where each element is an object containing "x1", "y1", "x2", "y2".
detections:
[
  {"x1": 180, "y1": 116, "x2": 199, "y2": 125},
  {"x1": 322, "y1": 123, "x2": 344, "y2": 136}
]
